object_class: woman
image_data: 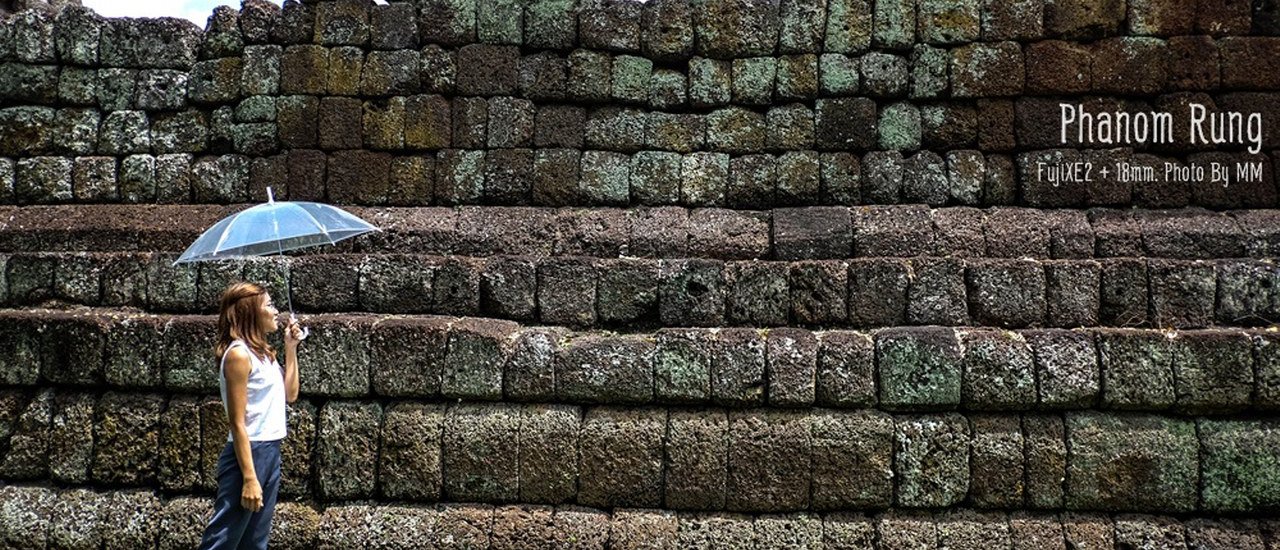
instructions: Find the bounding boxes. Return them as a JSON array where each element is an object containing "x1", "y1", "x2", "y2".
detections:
[{"x1": 199, "y1": 282, "x2": 302, "y2": 550}]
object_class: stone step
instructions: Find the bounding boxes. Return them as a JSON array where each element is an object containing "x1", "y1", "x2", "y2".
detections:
[
  {"x1": 4, "y1": 251, "x2": 1278, "y2": 328},
  {"x1": 2, "y1": 204, "x2": 1278, "y2": 261},
  {"x1": 0, "y1": 390, "x2": 1275, "y2": 514},
  {"x1": 1, "y1": 309, "x2": 1276, "y2": 412},
  {"x1": 1, "y1": 484, "x2": 1274, "y2": 550}
]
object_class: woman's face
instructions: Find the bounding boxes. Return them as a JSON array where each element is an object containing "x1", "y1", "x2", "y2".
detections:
[{"x1": 258, "y1": 293, "x2": 280, "y2": 333}]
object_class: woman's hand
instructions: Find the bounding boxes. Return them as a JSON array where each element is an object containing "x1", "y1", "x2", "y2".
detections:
[
  {"x1": 284, "y1": 315, "x2": 306, "y2": 351},
  {"x1": 241, "y1": 477, "x2": 264, "y2": 512}
]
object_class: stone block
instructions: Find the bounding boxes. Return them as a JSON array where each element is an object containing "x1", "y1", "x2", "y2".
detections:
[
  {"x1": 1025, "y1": 329, "x2": 1100, "y2": 408},
  {"x1": 659, "y1": 259, "x2": 724, "y2": 326},
  {"x1": 981, "y1": 0, "x2": 1043, "y2": 39},
  {"x1": 92, "y1": 392, "x2": 163, "y2": 485},
  {"x1": 647, "y1": 112, "x2": 705, "y2": 153},
  {"x1": 316, "y1": 401, "x2": 381, "y2": 500},
  {"x1": 766, "y1": 103, "x2": 815, "y2": 150},
  {"x1": 726, "y1": 410, "x2": 810, "y2": 512},
  {"x1": 853, "y1": 205, "x2": 933, "y2": 256},
  {"x1": 824, "y1": 0, "x2": 872, "y2": 53},
  {"x1": 518, "y1": 52, "x2": 566, "y2": 101},
  {"x1": 790, "y1": 261, "x2": 849, "y2": 325},
  {"x1": 665, "y1": 408, "x2": 730, "y2": 509},
  {"x1": 579, "y1": 150, "x2": 631, "y2": 205},
  {"x1": 554, "y1": 209, "x2": 630, "y2": 256},
  {"x1": 579, "y1": 407, "x2": 665, "y2": 508},
  {"x1": 612, "y1": 55, "x2": 652, "y2": 104},
  {"x1": 443, "y1": 403, "x2": 519, "y2": 502},
  {"x1": 433, "y1": 257, "x2": 483, "y2": 316},
  {"x1": 1091, "y1": 37, "x2": 1169, "y2": 95},
  {"x1": 100, "y1": 17, "x2": 201, "y2": 68},
  {"x1": 764, "y1": 329, "x2": 818, "y2": 406},
  {"x1": 815, "y1": 97, "x2": 877, "y2": 151},
  {"x1": 727, "y1": 154, "x2": 775, "y2": 210},
  {"x1": 712, "y1": 328, "x2": 768, "y2": 406},
  {"x1": 652, "y1": 329, "x2": 713, "y2": 404},
  {"x1": 775, "y1": 150, "x2": 820, "y2": 205},
  {"x1": 877, "y1": 327, "x2": 962, "y2": 409},
  {"x1": 1098, "y1": 330, "x2": 1177, "y2": 409},
  {"x1": 968, "y1": 414, "x2": 1024, "y2": 508},
  {"x1": 598, "y1": 259, "x2": 659, "y2": 323},
  {"x1": 641, "y1": 0, "x2": 694, "y2": 60},
  {"x1": 1045, "y1": 0, "x2": 1125, "y2": 39},
  {"x1": 1217, "y1": 261, "x2": 1280, "y2": 325},
  {"x1": 1200, "y1": 420, "x2": 1280, "y2": 513},
  {"x1": 538, "y1": 258, "x2": 597, "y2": 327},
  {"x1": 54, "y1": 7, "x2": 103, "y2": 65},
  {"x1": 859, "y1": 52, "x2": 908, "y2": 97},
  {"x1": 296, "y1": 316, "x2": 371, "y2": 398},
  {"x1": 694, "y1": 0, "x2": 780, "y2": 57},
  {"x1": 1023, "y1": 414, "x2": 1067, "y2": 510},
  {"x1": 49, "y1": 488, "x2": 109, "y2": 550},
  {"x1": 814, "y1": 331, "x2": 874, "y2": 406},
  {"x1": 1149, "y1": 260, "x2": 1215, "y2": 328},
  {"x1": 556, "y1": 335, "x2": 654, "y2": 404},
  {"x1": 732, "y1": 57, "x2": 776, "y2": 105},
  {"x1": 1066, "y1": 413, "x2": 1198, "y2": 512},
  {"x1": 724, "y1": 261, "x2": 789, "y2": 326},
  {"x1": 907, "y1": 258, "x2": 968, "y2": 325},
  {"x1": 273, "y1": 1, "x2": 316, "y2": 44},
  {"x1": 151, "y1": 110, "x2": 209, "y2": 154},
  {"x1": 1113, "y1": 515, "x2": 1188, "y2": 549},
  {"x1": 648, "y1": 69, "x2": 688, "y2": 110},
  {"x1": 1174, "y1": 331, "x2": 1254, "y2": 413},
  {"x1": 39, "y1": 314, "x2": 107, "y2": 386},
  {"x1": 1045, "y1": 261, "x2": 1101, "y2": 327},
  {"x1": 534, "y1": 105, "x2": 584, "y2": 149},
  {"x1": 894, "y1": 414, "x2": 969, "y2": 507},
  {"x1": 819, "y1": 53, "x2": 860, "y2": 96},
  {"x1": 845, "y1": 259, "x2": 907, "y2": 327},
  {"x1": 610, "y1": 510, "x2": 679, "y2": 550},
  {"x1": 418, "y1": 0, "x2": 478, "y2": 45},
  {"x1": 456, "y1": 44, "x2": 519, "y2": 96},
  {"x1": 901, "y1": 150, "x2": 945, "y2": 205},
  {"x1": 15, "y1": 156, "x2": 72, "y2": 204},
  {"x1": 951, "y1": 41, "x2": 1024, "y2": 97},
  {"x1": 961, "y1": 330, "x2": 1036, "y2": 410},
  {"x1": 567, "y1": 49, "x2": 612, "y2": 102},
  {"x1": 379, "y1": 402, "x2": 443, "y2": 501},
  {"x1": 369, "y1": 318, "x2": 445, "y2": 398},
  {"x1": 811, "y1": 410, "x2": 893, "y2": 509},
  {"x1": 773, "y1": 207, "x2": 850, "y2": 260},
  {"x1": 678, "y1": 513, "x2": 756, "y2": 548},
  {"x1": 100, "y1": 490, "x2": 161, "y2": 550},
  {"x1": 419, "y1": 45, "x2": 456, "y2": 94},
  {"x1": 1100, "y1": 259, "x2": 1149, "y2": 327},
  {"x1": 291, "y1": 255, "x2": 359, "y2": 312},
  {"x1": 966, "y1": 259, "x2": 1047, "y2": 328},
  {"x1": 630, "y1": 151, "x2": 682, "y2": 205},
  {"x1": 525, "y1": 0, "x2": 577, "y2": 49},
  {"x1": 1184, "y1": 519, "x2": 1266, "y2": 550},
  {"x1": 922, "y1": 105, "x2": 978, "y2": 150},
  {"x1": 870, "y1": 0, "x2": 915, "y2": 48},
  {"x1": 517, "y1": 405, "x2": 580, "y2": 503},
  {"x1": 1026, "y1": 40, "x2": 1092, "y2": 94},
  {"x1": 359, "y1": 254, "x2": 432, "y2": 314}
]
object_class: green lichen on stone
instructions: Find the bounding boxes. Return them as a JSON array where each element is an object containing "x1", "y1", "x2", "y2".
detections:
[
  {"x1": 910, "y1": 44, "x2": 948, "y2": 98},
  {"x1": 878, "y1": 101, "x2": 921, "y2": 151},
  {"x1": 779, "y1": 0, "x2": 825, "y2": 53},
  {"x1": 235, "y1": 95, "x2": 278, "y2": 122},
  {"x1": 631, "y1": 150, "x2": 683, "y2": 204},
  {"x1": 654, "y1": 329, "x2": 713, "y2": 402},
  {"x1": 860, "y1": 52, "x2": 908, "y2": 97},
  {"x1": 689, "y1": 57, "x2": 731, "y2": 108},
  {"x1": 1065, "y1": 412, "x2": 1198, "y2": 512},
  {"x1": 1199, "y1": 419, "x2": 1280, "y2": 513},
  {"x1": 567, "y1": 49, "x2": 612, "y2": 102},
  {"x1": 525, "y1": 0, "x2": 577, "y2": 49},
  {"x1": 776, "y1": 150, "x2": 819, "y2": 205},
  {"x1": 612, "y1": 55, "x2": 654, "y2": 104},
  {"x1": 706, "y1": 107, "x2": 765, "y2": 154},
  {"x1": 946, "y1": 150, "x2": 984, "y2": 205},
  {"x1": 876, "y1": 328, "x2": 962, "y2": 409},
  {"x1": 476, "y1": 0, "x2": 523, "y2": 44},
  {"x1": 579, "y1": 150, "x2": 631, "y2": 205},
  {"x1": 680, "y1": 152, "x2": 729, "y2": 206},
  {"x1": 819, "y1": 53, "x2": 860, "y2": 96},
  {"x1": 775, "y1": 54, "x2": 818, "y2": 100},
  {"x1": 648, "y1": 69, "x2": 688, "y2": 109},
  {"x1": 894, "y1": 413, "x2": 969, "y2": 507},
  {"x1": 731, "y1": 57, "x2": 777, "y2": 105},
  {"x1": 766, "y1": 103, "x2": 815, "y2": 149},
  {"x1": 916, "y1": 0, "x2": 979, "y2": 44},
  {"x1": 823, "y1": 0, "x2": 872, "y2": 53},
  {"x1": 872, "y1": 0, "x2": 915, "y2": 49}
]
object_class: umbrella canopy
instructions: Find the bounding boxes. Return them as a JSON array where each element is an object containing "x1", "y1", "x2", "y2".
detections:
[{"x1": 174, "y1": 188, "x2": 379, "y2": 265}]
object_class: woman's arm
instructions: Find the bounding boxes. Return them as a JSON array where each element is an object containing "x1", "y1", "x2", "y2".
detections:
[
  {"x1": 283, "y1": 320, "x2": 302, "y2": 403},
  {"x1": 224, "y1": 347, "x2": 264, "y2": 512}
]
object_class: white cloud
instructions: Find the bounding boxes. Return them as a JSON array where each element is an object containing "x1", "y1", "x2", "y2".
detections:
[{"x1": 81, "y1": 0, "x2": 283, "y2": 28}]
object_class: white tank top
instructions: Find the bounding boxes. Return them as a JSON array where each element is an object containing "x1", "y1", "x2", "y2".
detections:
[{"x1": 219, "y1": 340, "x2": 288, "y2": 442}]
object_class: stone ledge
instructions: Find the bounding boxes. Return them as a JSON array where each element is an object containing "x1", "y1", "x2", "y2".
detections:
[
  {"x1": 2, "y1": 204, "x2": 1278, "y2": 261},
  {"x1": 1, "y1": 311, "x2": 1277, "y2": 412},
  {"x1": 0, "y1": 405, "x2": 1275, "y2": 514},
  {"x1": 3, "y1": 253, "x2": 1278, "y2": 329}
]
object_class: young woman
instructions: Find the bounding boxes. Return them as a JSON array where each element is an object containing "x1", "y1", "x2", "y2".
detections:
[{"x1": 199, "y1": 282, "x2": 302, "y2": 550}]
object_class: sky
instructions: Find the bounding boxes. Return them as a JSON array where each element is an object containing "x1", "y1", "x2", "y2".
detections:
[{"x1": 80, "y1": 0, "x2": 284, "y2": 28}]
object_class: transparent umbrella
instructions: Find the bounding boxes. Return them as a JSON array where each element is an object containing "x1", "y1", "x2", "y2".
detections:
[{"x1": 174, "y1": 187, "x2": 379, "y2": 322}]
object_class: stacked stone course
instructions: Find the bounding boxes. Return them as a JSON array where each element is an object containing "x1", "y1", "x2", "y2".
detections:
[{"x1": 1, "y1": 0, "x2": 1279, "y2": 546}]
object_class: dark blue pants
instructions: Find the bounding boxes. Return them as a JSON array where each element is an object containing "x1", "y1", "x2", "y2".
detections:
[{"x1": 198, "y1": 439, "x2": 282, "y2": 550}]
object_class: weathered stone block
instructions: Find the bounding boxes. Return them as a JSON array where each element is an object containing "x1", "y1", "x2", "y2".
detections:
[
  {"x1": 1023, "y1": 414, "x2": 1067, "y2": 509},
  {"x1": 610, "y1": 510, "x2": 679, "y2": 550},
  {"x1": 1044, "y1": 0, "x2": 1125, "y2": 39},
  {"x1": 1097, "y1": 330, "x2": 1177, "y2": 409},
  {"x1": 724, "y1": 261, "x2": 789, "y2": 326},
  {"x1": 1101, "y1": 259, "x2": 1149, "y2": 326},
  {"x1": 982, "y1": 0, "x2": 1043, "y2": 39},
  {"x1": 314, "y1": 0, "x2": 370, "y2": 45},
  {"x1": 791, "y1": 260, "x2": 849, "y2": 325},
  {"x1": 860, "y1": 52, "x2": 908, "y2": 97},
  {"x1": 712, "y1": 328, "x2": 768, "y2": 406},
  {"x1": 538, "y1": 258, "x2": 597, "y2": 326},
  {"x1": 659, "y1": 259, "x2": 724, "y2": 326},
  {"x1": 378, "y1": 402, "x2": 443, "y2": 501},
  {"x1": 1066, "y1": 413, "x2": 1198, "y2": 512},
  {"x1": 726, "y1": 410, "x2": 810, "y2": 512},
  {"x1": 580, "y1": 407, "x2": 665, "y2": 508},
  {"x1": 895, "y1": 413, "x2": 969, "y2": 507},
  {"x1": 961, "y1": 330, "x2": 1036, "y2": 410},
  {"x1": 456, "y1": 44, "x2": 519, "y2": 96},
  {"x1": 92, "y1": 392, "x2": 163, "y2": 485},
  {"x1": 1200, "y1": 420, "x2": 1280, "y2": 513},
  {"x1": 816, "y1": 97, "x2": 876, "y2": 150},
  {"x1": 443, "y1": 403, "x2": 519, "y2": 502},
  {"x1": 1174, "y1": 331, "x2": 1254, "y2": 413},
  {"x1": 688, "y1": 56, "x2": 731, "y2": 108},
  {"x1": 642, "y1": 0, "x2": 694, "y2": 60},
  {"x1": 518, "y1": 405, "x2": 580, "y2": 504},
  {"x1": 664, "y1": 408, "x2": 729, "y2": 509},
  {"x1": 811, "y1": 409, "x2": 893, "y2": 509},
  {"x1": 597, "y1": 259, "x2": 659, "y2": 323},
  {"x1": 966, "y1": 259, "x2": 1047, "y2": 328},
  {"x1": 968, "y1": 414, "x2": 1025, "y2": 508},
  {"x1": 567, "y1": 49, "x2": 612, "y2": 102},
  {"x1": 872, "y1": 0, "x2": 915, "y2": 48},
  {"x1": 556, "y1": 335, "x2": 654, "y2": 403},
  {"x1": 951, "y1": 41, "x2": 1024, "y2": 97},
  {"x1": 877, "y1": 327, "x2": 962, "y2": 409},
  {"x1": 295, "y1": 316, "x2": 371, "y2": 398},
  {"x1": 1025, "y1": 329, "x2": 1100, "y2": 408},
  {"x1": 369, "y1": 318, "x2": 445, "y2": 398},
  {"x1": 907, "y1": 258, "x2": 968, "y2": 325}
]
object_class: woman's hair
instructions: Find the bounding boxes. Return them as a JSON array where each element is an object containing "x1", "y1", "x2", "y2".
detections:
[{"x1": 215, "y1": 282, "x2": 277, "y2": 362}]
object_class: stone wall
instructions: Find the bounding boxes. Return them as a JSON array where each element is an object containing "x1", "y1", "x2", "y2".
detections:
[{"x1": 0, "y1": 0, "x2": 1279, "y2": 547}]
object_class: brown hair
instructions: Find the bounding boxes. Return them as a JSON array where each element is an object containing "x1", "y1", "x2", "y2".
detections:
[{"x1": 215, "y1": 282, "x2": 277, "y2": 363}]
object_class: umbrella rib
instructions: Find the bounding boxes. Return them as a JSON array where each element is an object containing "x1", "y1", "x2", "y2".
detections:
[
  {"x1": 211, "y1": 208, "x2": 249, "y2": 254},
  {"x1": 294, "y1": 205, "x2": 337, "y2": 244}
]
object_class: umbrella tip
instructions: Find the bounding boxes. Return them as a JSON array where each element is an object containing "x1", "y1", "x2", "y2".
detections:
[{"x1": 267, "y1": 186, "x2": 275, "y2": 204}]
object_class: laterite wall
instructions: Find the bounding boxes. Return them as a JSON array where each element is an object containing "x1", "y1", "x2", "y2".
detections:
[{"x1": 0, "y1": 0, "x2": 1279, "y2": 547}]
